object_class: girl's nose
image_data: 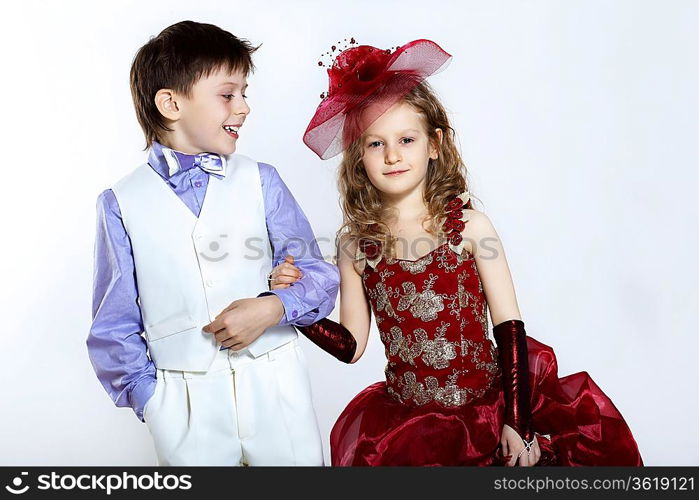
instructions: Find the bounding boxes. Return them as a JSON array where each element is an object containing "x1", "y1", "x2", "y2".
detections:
[{"x1": 384, "y1": 145, "x2": 401, "y2": 165}]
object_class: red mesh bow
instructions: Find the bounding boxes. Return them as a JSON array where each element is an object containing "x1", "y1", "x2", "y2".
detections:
[{"x1": 303, "y1": 39, "x2": 452, "y2": 160}]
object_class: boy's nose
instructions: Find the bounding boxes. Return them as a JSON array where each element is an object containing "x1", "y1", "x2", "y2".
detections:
[{"x1": 236, "y1": 99, "x2": 251, "y2": 116}]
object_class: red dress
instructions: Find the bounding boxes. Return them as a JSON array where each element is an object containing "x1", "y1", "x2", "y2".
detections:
[{"x1": 330, "y1": 193, "x2": 643, "y2": 466}]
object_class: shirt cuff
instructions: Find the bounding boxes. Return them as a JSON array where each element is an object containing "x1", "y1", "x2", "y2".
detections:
[
  {"x1": 257, "y1": 290, "x2": 303, "y2": 326},
  {"x1": 129, "y1": 376, "x2": 157, "y2": 423}
]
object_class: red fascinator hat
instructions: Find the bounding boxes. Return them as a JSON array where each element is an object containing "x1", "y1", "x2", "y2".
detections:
[{"x1": 303, "y1": 39, "x2": 452, "y2": 159}]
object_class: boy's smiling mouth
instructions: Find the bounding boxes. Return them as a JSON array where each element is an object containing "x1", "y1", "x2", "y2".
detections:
[{"x1": 223, "y1": 124, "x2": 241, "y2": 138}]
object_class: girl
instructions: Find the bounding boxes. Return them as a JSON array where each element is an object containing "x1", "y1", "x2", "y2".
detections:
[{"x1": 271, "y1": 39, "x2": 643, "y2": 466}]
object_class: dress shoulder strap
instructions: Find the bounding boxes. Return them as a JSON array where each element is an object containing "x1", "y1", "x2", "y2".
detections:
[
  {"x1": 355, "y1": 238, "x2": 383, "y2": 271},
  {"x1": 443, "y1": 190, "x2": 473, "y2": 259}
]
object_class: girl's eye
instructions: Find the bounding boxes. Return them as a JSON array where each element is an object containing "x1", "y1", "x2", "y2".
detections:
[
  {"x1": 242, "y1": 94, "x2": 248, "y2": 99},
  {"x1": 368, "y1": 141, "x2": 382, "y2": 148},
  {"x1": 400, "y1": 137, "x2": 415, "y2": 144},
  {"x1": 222, "y1": 94, "x2": 234, "y2": 100}
]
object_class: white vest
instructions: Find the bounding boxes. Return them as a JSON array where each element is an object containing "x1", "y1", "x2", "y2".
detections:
[{"x1": 111, "y1": 153, "x2": 297, "y2": 371}]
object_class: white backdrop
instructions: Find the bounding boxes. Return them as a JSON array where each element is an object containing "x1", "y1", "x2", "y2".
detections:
[{"x1": 0, "y1": 0, "x2": 696, "y2": 465}]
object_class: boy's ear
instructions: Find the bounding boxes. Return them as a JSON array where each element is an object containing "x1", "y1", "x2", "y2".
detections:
[
  {"x1": 429, "y1": 128, "x2": 443, "y2": 160},
  {"x1": 154, "y1": 89, "x2": 181, "y2": 121}
]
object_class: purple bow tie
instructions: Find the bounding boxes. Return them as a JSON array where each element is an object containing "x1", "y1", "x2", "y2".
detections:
[
  {"x1": 192, "y1": 153, "x2": 225, "y2": 176},
  {"x1": 167, "y1": 152, "x2": 226, "y2": 189}
]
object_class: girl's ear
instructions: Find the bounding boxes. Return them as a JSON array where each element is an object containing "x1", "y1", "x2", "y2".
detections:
[
  {"x1": 154, "y1": 89, "x2": 181, "y2": 121},
  {"x1": 429, "y1": 128, "x2": 443, "y2": 160}
]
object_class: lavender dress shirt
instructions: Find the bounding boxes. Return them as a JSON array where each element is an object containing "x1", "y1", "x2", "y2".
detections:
[{"x1": 87, "y1": 142, "x2": 339, "y2": 422}]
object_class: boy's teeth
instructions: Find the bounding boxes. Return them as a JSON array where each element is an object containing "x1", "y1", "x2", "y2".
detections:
[{"x1": 224, "y1": 126, "x2": 239, "y2": 133}]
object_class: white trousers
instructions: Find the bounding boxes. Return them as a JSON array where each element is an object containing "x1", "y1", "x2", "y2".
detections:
[{"x1": 143, "y1": 338, "x2": 323, "y2": 466}]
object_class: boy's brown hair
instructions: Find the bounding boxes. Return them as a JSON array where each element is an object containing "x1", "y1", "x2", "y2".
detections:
[{"x1": 130, "y1": 20, "x2": 258, "y2": 147}]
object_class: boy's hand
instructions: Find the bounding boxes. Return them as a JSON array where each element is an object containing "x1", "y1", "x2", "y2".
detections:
[
  {"x1": 270, "y1": 255, "x2": 302, "y2": 290},
  {"x1": 203, "y1": 295, "x2": 285, "y2": 350}
]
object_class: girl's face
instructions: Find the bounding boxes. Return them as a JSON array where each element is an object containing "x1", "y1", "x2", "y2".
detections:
[{"x1": 360, "y1": 101, "x2": 441, "y2": 200}]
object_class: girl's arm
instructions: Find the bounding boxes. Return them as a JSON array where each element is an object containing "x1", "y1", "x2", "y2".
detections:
[
  {"x1": 462, "y1": 209, "x2": 522, "y2": 325},
  {"x1": 282, "y1": 234, "x2": 371, "y2": 363},
  {"x1": 463, "y1": 209, "x2": 538, "y2": 465},
  {"x1": 336, "y1": 235, "x2": 372, "y2": 363}
]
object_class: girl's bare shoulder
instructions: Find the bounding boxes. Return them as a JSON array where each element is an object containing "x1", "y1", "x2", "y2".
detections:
[
  {"x1": 336, "y1": 233, "x2": 365, "y2": 276},
  {"x1": 461, "y1": 208, "x2": 499, "y2": 256}
]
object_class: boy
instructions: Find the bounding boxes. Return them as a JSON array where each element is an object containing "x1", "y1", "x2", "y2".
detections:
[{"x1": 87, "y1": 20, "x2": 339, "y2": 466}]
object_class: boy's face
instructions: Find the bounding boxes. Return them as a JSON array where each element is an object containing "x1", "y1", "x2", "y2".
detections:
[{"x1": 167, "y1": 67, "x2": 250, "y2": 155}]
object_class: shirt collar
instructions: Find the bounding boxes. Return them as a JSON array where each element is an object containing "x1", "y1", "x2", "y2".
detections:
[{"x1": 147, "y1": 141, "x2": 227, "y2": 180}]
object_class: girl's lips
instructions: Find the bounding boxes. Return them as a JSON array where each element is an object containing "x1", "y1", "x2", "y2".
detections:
[
  {"x1": 224, "y1": 129, "x2": 239, "y2": 139},
  {"x1": 384, "y1": 170, "x2": 408, "y2": 176}
]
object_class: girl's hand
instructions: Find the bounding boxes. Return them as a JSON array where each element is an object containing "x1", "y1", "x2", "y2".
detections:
[
  {"x1": 500, "y1": 424, "x2": 541, "y2": 466},
  {"x1": 270, "y1": 255, "x2": 302, "y2": 290}
]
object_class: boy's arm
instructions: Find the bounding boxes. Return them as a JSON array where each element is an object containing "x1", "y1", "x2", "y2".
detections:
[
  {"x1": 256, "y1": 163, "x2": 339, "y2": 326},
  {"x1": 86, "y1": 189, "x2": 156, "y2": 423}
]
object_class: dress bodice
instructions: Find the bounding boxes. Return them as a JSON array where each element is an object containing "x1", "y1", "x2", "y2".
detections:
[{"x1": 357, "y1": 193, "x2": 500, "y2": 408}]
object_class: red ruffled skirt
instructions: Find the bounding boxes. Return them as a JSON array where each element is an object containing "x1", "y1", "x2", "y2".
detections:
[{"x1": 330, "y1": 336, "x2": 643, "y2": 466}]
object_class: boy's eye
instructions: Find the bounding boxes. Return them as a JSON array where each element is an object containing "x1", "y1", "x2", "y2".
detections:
[{"x1": 222, "y1": 94, "x2": 248, "y2": 101}]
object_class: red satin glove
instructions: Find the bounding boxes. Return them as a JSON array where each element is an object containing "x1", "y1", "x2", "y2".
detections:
[
  {"x1": 296, "y1": 318, "x2": 357, "y2": 363},
  {"x1": 493, "y1": 319, "x2": 535, "y2": 449}
]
